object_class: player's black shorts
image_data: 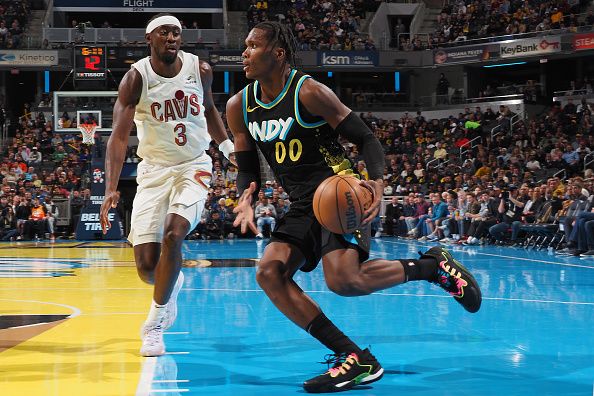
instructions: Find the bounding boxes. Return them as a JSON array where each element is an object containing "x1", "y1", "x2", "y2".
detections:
[{"x1": 270, "y1": 199, "x2": 370, "y2": 272}]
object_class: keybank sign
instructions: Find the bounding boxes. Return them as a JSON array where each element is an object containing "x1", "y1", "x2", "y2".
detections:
[
  {"x1": 500, "y1": 36, "x2": 561, "y2": 58},
  {"x1": 319, "y1": 51, "x2": 377, "y2": 67}
]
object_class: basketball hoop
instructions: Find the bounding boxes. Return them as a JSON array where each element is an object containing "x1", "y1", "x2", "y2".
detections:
[{"x1": 79, "y1": 123, "x2": 96, "y2": 145}]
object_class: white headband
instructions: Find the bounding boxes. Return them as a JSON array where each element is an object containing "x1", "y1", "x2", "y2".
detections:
[{"x1": 146, "y1": 16, "x2": 182, "y2": 34}]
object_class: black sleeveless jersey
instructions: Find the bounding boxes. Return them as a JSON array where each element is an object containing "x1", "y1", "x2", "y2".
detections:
[{"x1": 242, "y1": 69, "x2": 354, "y2": 201}]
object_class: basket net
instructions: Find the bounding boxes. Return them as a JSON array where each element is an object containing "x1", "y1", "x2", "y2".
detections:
[{"x1": 79, "y1": 123, "x2": 96, "y2": 145}]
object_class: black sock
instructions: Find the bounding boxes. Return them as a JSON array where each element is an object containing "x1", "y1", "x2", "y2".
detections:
[
  {"x1": 401, "y1": 258, "x2": 438, "y2": 282},
  {"x1": 306, "y1": 313, "x2": 362, "y2": 355}
]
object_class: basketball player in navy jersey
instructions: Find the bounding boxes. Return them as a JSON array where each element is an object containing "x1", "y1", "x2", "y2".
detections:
[
  {"x1": 100, "y1": 14, "x2": 234, "y2": 356},
  {"x1": 227, "y1": 22, "x2": 482, "y2": 393}
]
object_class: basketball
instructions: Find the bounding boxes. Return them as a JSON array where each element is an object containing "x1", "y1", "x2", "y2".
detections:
[{"x1": 313, "y1": 175, "x2": 373, "y2": 234}]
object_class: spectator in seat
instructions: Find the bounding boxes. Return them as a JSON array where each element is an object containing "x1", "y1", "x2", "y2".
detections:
[
  {"x1": 464, "y1": 190, "x2": 500, "y2": 245},
  {"x1": 28, "y1": 146, "x2": 42, "y2": 164},
  {"x1": 14, "y1": 195, "x2": 31, "y2": 238},
  {"x1": 44, "y1": 196, "x2": 59, "y2": 240},
  {"x1": 384, "y1": 196, "x2": 404, "y2": 236},
  {"x1": 263, "y1": 180, "x2": 274, "y2": 198},
  {"x1": 489, "y1": 185, "x2": 529, "y2": 245},
  {"x1": 204, "y1": 210, "x2": 225, "y2": 240},
  {"x1": 274, "y1": 198, "x2": 289, "y2": 220},
  {"x1": 24, "y1": 197, "x2": 47, "y2": 240},
  {"x1": 416, "y1": 193, "x2": 448, "y2": 240},
  {"x1": 458, "y1": 192, "x2": 481, "y2": 240},
  {"x1": 0, "y1": 206, "x2": 18, "y2": 241},
  {"x1": 255, "y1": 195, "x2": 276, "y2": 239}
]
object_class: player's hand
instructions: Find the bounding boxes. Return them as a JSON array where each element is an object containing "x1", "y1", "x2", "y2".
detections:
[
  {"x1": 233, "y1": 182, "x2": 257, "y2": 234},
  {"x1": 100, "y1": 191, "x2": 118, "y2": 234},
  {"x1": 359, "y1": 179, "x2": 382, "y2": 226}
]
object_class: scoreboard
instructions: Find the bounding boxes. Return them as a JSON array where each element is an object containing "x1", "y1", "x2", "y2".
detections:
[{"x1": 74, "y1": 45, "x2": 107, "y2": 80}]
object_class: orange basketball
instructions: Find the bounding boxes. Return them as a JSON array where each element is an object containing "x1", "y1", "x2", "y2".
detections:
[{"x1": 313, "y1": 175, "x2": 373, "y2": 234}]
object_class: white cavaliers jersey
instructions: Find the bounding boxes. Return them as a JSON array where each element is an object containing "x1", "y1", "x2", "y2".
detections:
[{"x1": 131, "y1": 51, "x2": 210, "y2": 166}]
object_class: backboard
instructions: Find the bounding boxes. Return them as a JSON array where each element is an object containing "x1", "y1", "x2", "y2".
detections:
[{"x1": 53, "y1": 90, "x2": 118, "y2": 133}]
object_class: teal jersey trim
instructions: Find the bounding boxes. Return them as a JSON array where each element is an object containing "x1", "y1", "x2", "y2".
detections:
[
  {"x1": 253, "y1": 69, "x2": 297, "y2": 109},
  {"x1": 242, "y1": 87, "x2": 249, "y2": 128},
  {"x1": 343, "y1": 233, "x2": 359, "y2": 246},
  {"x1": 294, "y1": 75, "x2": 327, "y2": 128}
]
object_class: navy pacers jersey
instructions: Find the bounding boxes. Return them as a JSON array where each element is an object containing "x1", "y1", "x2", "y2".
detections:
[{"x1": 242, "y1": 69, "x2": 353, "y2": 201}]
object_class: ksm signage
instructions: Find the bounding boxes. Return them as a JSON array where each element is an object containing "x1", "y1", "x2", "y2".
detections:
[{"x1": 318, "y1": 51, "x2": 377, "y2": 67}]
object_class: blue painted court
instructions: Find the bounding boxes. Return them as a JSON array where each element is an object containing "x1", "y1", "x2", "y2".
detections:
[
  {"x1": 151, "y1": 238, "x2": 594, "y2": 395},
  {"x1": 0, "y1": 238, "x2": 593, "y2": 395}
]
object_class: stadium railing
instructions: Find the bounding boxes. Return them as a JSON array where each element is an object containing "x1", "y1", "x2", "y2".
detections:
[{"x1": 43, "y1": 28, "x2": 225, "y2": 47}]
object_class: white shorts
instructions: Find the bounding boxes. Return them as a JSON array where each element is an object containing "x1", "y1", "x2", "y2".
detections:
[{"x1": 128, "y1": 153, "x2": 212, "y2": 246}]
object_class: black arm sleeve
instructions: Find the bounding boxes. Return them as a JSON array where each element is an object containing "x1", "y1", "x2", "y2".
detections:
[
  {"x1": 236, "y1": 150, "x2": 261, "y2": 202},
  {"x1": 334, "y1": 112, "x2": 385, "y2": 180}
]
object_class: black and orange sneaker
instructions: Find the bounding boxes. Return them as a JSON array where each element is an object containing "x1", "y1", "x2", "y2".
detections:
[
  {"x1": 420, "y1": 246, "x2": 482, "y2": 313},
  {"x1": 303, "y1": 348, "x2": 384, "y2": 393}
]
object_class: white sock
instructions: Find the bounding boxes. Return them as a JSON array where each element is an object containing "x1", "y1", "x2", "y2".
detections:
[{"x1": 146, "y1": 300, "x2": 167, "y2": 323}]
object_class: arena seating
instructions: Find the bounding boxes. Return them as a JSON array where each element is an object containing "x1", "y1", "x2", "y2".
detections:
[
  {"x1": 0, "y1": 0, "x2": 31, "y2": 49},
  {"x1": 432, "y1": 0, "x2": 592, "y2": 46},
  {"x1": 2, "y1": 90, "x2": 592, "y2": 247},
  {"x1": 246, "y1": 0, "x2": 378, "y2": 50}
]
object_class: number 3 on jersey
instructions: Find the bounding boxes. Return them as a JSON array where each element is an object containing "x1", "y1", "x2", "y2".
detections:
[
  {"x1": 174, "y1": 123, "x2": 187, "y2": 146},
  {"x1": 275, "y1": 139, "x2": 302, "y2": 164}
]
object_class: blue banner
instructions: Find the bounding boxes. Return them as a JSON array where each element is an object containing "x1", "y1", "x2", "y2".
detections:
[
  {"x1": 317, "y1": 51, "x2": 378, "y2": 67},
  {"x1": 54, "y1": 0, "x2": 222, "y2": 12},
  {"x1": 75, "y1": 158, "x2": 123, "y2": 240}
]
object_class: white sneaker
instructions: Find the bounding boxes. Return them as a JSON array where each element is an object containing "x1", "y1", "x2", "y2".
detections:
[
  {"x1": 374, "y1": 231, "x2": 382, "y2": 238},
  {"x1": 141, "y1": 272, "x2": 185, "y2": 339},
  {"x1": 255, "y1": 233, "x2": 264, "y2": 239},
  {"x1": 140, "y1": 323, "x2": 165, "y2": 357},
  {"x1": 162, "y1": 271, "x2": 184, "y2": 330}
]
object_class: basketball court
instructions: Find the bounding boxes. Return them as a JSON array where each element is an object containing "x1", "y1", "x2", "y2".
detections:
[{"x1": 1, "y1": 238, "x2": 592, "y2": 395}]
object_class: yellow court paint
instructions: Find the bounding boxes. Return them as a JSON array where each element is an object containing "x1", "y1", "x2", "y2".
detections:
[{"x1": 0, "y1": 244, "x2": 150, "y2": 396}]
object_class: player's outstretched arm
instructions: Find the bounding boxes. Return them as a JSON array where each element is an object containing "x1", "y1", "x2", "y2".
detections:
[
  {"x1": 199, "y1": 60, "x2": 234, "y2": 162},
  {"x1": 226, "y1": 91, "x2": 259, "y2": 234},
  {"x1": 298, "y1": 79, "x2": 385, "y2": 225},
  {"x1": 100, "y1": 69, "x2": 141, "y2": 234}
]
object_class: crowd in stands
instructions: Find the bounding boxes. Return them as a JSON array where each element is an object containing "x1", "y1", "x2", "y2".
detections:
[
  {"x1": 246, "y1": 0, "x2": 377, "y2": 51},
  {"x1": 0, "y1": 0, "x2": 29, "y2": 49},
  {"x1": 2, "y1": 87, "x2": 593, "y2": 251},
  {"x1": 186, "y1": 95, "x2": 593, "y2": 251},
  {"x1": 0, "y1": 110, "x2": 94, "y2": 241},
  {"x1": 431, "y1": 0, "x2": 592, "y2": 47}
]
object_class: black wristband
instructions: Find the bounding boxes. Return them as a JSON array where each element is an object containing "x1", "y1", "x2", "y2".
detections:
[{"x1": 235, "y1": 150, "x2": 261, "y2": 201}]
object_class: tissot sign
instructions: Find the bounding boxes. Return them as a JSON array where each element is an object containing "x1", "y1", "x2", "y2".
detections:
[
  {"x1": 318, "y1": 51, "x2": 377, "y2": 67},
  {"x1": 500, "y1": 36, "x2": 561, "y2": 58}
]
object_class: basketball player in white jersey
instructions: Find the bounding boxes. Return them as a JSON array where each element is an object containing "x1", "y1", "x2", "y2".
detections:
[{"x1": 100, "y1": 14, "x2": 234, "y2": 356}]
